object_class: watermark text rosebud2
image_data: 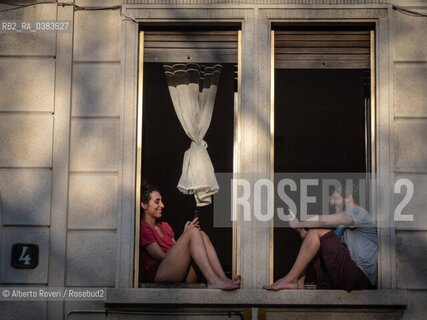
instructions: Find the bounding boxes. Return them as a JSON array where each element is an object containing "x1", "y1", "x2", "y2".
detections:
[{"x1": 213, "y1": 173, "x2": 415, "y2": 227}]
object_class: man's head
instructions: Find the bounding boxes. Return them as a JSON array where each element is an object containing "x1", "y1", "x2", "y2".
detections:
[
  {"x1": 343, "y1": 182, "x2": 359, "y2": 207},
  {"x1": 330, "y1": 182, "x2": 359, "y2": 211},
  {"x1": 330, "y1": 189, "x2": 344, "y2": 212}
]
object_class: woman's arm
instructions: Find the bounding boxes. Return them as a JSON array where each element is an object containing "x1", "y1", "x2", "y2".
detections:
[
  {"x1": 144, "y1": 242, "x2": 166, "y2": 261},
  {"x1": 146, "y1": 219, "x2": 195, "y2": 259},
  {"x1": 184, "y1": 217, "x2": 200, "y2": 233}
]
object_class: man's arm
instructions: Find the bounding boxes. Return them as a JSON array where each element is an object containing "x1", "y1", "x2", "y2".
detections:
[{"x1": 289, "y1": 212, "x2": 353, "y2": 229}]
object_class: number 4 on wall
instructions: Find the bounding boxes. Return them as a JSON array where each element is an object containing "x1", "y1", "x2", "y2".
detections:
[{"x1": 11, "y1": 244, "x2": 39, "y2": 269}]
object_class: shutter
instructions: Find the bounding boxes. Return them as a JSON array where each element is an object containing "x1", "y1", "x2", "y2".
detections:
[
  {"x1": 275, "y1": 30, "x2": 370, "y2": 69},
  {"x1": 144, "y1": 31, "x2": 238, "y2": 63}
]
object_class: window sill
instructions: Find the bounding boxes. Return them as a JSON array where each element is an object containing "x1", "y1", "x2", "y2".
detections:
[{"x1": 105, "y1": 288, "x2": 407, "y2": 308}]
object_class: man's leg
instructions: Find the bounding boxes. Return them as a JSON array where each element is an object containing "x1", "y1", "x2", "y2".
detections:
[
  {"x1": 263, "y1": 229, "x2": 331, "y2": 290},
  {"x1": 313, "y1": 254, "x2": 334, "y2": 289},
  {"x1": 296, "y1": 228, "x2": 308, "y2": 289},
  {"x1": 316, "y1": 231, "x2": 372, "y2": 291},
  {"x1": 297, "y1": 273, "x2": 306, "y2": 289}
]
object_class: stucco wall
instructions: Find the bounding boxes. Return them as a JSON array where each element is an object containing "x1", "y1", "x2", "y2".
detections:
[
  {"x1": 0, "y1": 2, "x2": 56, "y2": 319},
  {"x1": 0, "y1": 1, "x2": 426, "y2": 319},
  {"x1": 0, "y1": 1, "x2": 122, "y2": 319},
  {"x1": 392, "y1": 2, "x2": 427, "y2": 320},
  {"x1": 67, "y1": 0, "x2": 122, "y2": 318}
]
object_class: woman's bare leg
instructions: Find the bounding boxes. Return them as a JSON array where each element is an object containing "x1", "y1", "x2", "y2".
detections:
[
  {"x1": 155, "y1": 227, "x2": 237, "y2": 290},
  {"x1": 185, "y1": 262, "x2": 198, "y2": 283},
  {"x1": 263, "y1": 229, "x2": 331, "y2": 290},
  {"x1": 200, "y1": 231, "x2": 241, "y2": 286}
]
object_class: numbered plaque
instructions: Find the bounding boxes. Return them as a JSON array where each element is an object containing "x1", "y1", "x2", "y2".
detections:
[{"x1": 11, "y1": 244, "x2": 39, "y2": 269}]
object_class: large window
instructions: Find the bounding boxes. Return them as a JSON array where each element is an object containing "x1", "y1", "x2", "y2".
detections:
[
  {"x1": 135, "y1": 27, "x2": 240, "y2": 286},
  {"x1": 271, "y1": 26, "x2": 376, "y2": 283}
]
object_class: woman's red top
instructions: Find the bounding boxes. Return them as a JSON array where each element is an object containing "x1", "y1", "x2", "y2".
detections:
[{"x1": 140, "y1": 219, "x2": 175, "y2": 277}]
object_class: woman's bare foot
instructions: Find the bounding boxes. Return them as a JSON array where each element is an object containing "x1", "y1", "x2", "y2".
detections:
[
  {"x1": 263, "y1": 276, "x2": 299, "y2": 291},
  {"x1": 208, "y1": 279, "x2": 239, "y2": 291},
  {"x1": 233, "y1": 275, "x2": 241, "y2": 286},
  {"x1": 223, "y1": 278, "x2": 235, "y2": 286},
  {"x1": 221, "y1": 274, "x2": 241, "y2": 287}
]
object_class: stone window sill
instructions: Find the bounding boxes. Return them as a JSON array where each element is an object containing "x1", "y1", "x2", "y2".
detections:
[{"x1": 105, "y1": 288, "x2": 407, "y2": 308}]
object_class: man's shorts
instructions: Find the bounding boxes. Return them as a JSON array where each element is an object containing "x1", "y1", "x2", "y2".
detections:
[{"x1": 314, "y1": 230, "x2": 374, "y2": 291}]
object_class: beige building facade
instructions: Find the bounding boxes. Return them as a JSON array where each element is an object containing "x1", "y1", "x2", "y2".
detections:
[{"x1": 0, "y1": 0, "x2": 426, "y2": 319}]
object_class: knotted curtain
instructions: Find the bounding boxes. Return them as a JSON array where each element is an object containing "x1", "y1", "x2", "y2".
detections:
[{"x1": 164, "y1": 64, "x2": 222, "y2": 206}]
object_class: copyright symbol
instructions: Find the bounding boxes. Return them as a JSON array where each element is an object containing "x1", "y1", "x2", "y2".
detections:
[{"x1": 2, "y1": 289, "x2": 10, "y2": 297}]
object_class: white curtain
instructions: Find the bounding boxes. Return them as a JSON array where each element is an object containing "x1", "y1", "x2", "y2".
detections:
[{"x1": 164, "y1": 63, "x2": 221, "y2": 206}]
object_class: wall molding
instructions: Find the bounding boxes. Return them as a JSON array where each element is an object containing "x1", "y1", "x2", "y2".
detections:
[{"x1": 124, "y1": 0, "x2": 389, "y2": 4}]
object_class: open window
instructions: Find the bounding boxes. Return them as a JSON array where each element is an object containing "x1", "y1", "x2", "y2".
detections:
[
  {"x1": 134, "y1": 26, "x2": 240, "y2": 287},
  {"x1": 271, "y1": 26, "x2": 376, "y2": 284}
]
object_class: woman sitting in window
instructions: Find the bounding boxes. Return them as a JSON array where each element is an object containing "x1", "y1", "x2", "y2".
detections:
[{"x1": 140, "y1": 184, "x2": 240, "y2": 290}]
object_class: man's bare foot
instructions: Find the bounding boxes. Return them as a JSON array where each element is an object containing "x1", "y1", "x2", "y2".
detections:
[
  {"x1": 263, "y1": 276, "x2": 299, "y2": 291},
  {"x1": 208, "y1": 279, "x2": 239, "y2": 291}
]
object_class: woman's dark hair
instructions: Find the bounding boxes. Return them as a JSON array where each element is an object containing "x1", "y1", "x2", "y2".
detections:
[{"x1": 141, "y1": 183, "x2": 161, "y2": 205}]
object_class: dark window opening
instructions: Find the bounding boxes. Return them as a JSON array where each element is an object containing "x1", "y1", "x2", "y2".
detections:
[{"x1": 273, "y1": 68, "x2": 369, "y2": 283}]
